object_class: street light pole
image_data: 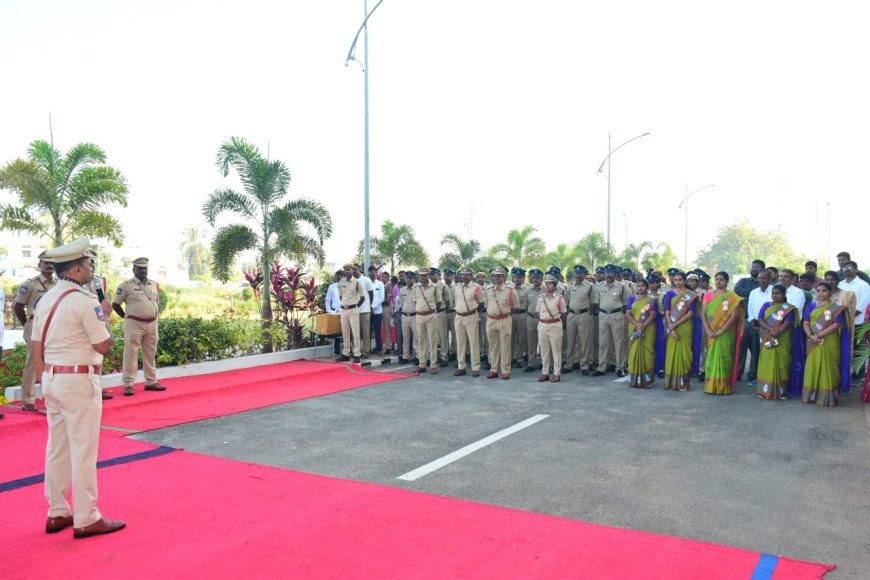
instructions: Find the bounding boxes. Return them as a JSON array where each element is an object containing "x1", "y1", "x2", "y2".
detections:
[
  {"x1": 346, "y1": 0, "x2": 385, "y2": 272},
  {"x1": 678, "y1": 183, "x2": 716, "y2": 266},
  {"x1": 597, "y1": 132, "x2": 651, "y2": 248}
]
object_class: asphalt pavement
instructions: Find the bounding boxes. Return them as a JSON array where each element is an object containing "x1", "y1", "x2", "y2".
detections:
[{"x1": 132, "y1": 363, "x2": 870, "y2": 578}]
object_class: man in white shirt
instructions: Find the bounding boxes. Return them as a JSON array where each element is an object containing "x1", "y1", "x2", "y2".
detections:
[
  {"x1": 368, "y1": 266, "x2": 385, "y2": 354},
  {"x1": 742, "y1": 270, "x2": 772, "y2": 386},
  {"x1": 839, "y1": 260, "x2": 870, "y2": 324},
  {"x1": 779, "y1": 269, "x2": 805, "y2": 318},
  {"x1": 325, "y1": 270, "x2": 344, "y2": 356},
  {"x1": 353, "y1": 264, "x2": 374, "y2": 358}
]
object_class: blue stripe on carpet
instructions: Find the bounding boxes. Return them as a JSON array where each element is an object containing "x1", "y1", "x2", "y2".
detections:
[
  {"x1": 0, "y1": 445, "x2": 176, "y2": 493},
  {"x1": 751, "y1": 553, "x2": 779, "y2": 580}
]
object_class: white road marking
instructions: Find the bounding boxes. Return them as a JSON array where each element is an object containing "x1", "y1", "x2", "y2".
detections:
[{"x1": 397, "y1": 414, "x2": 550, "y2": 481}]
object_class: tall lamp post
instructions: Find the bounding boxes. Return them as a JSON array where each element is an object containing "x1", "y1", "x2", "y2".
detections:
[
  {"x1": 678, "y1": 183, "x2": 715, "y2": 266},
  {"x1": 346, "y1": 0, "x2": 385, "y2": 272},
  {"x1": 596, "y1": 132, "x2": 651, "y2": 248}
]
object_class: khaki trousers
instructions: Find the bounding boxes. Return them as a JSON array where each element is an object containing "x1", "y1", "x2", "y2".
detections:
[
  {"x1": 43, "y1": 369, "x2": 103, "y2": 528},
  {"x1": 416, "y1": 313, "x2": 439, "y2": 368},
  {"x1": 478, "y1": 311, "x2": 488, "y2": 357},
  {"x1": 437, "y1": 311, "x2": 449, "y2": 362},
  {"x1": 122, "y1": 318, "x2": 158, "y2": 386},
  {"x1": 383, "y1": 308, "x2": 393, "y2": 350},
  {"x1": 593, "y1": 314, "x2": 600, "y2": 365},
  {"x1": 598, "y1": 312, "x2": 627, "y2": 370},
  {"x1": 486, "y1": 316, "x2": 513, "y2": 375},
  {"x1": 447, "y1": 311, "x2": 456, "y2": 357},
  {"x1": 401, "y1": 314, "x2": 417, "y2": 359},
  {"x1": 566, "y1": 312, "x2": 595, "y2": 369},
  {"x1": 526, "y1": 315, "x2": 540, "y2": 367},
  {"x1": 359, "y1": 312, "x2": 371, "y2": 356},
  {"x1": 539, "y1": 321, "x2": 563, "y2": 376},
  {"x1": 339, "y1": 308, "x2": 361, "y2": 357},
  {"x1": 455, "y1": 313, "x2": 480, "y2": 371},
  {"x1": 512, "y1": 313, "x2": 528, "y2": 362},
  {"x1": 21, "y1": 319, "x2": 38, "y2": 405}
]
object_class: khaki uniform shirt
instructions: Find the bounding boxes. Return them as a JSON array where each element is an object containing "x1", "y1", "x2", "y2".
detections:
[
  {"x1": 436, "y1": 281, "x2": 451, "y2": 310},
  {"x1": 32, "y1": 280, "x2": 111, "y2": 366},
  {"x1": 568, "y1": 280, "x2": 595, "y2": 312},
  {"x1": 485, "y1": 284, "x2": 520, "y2": 317},
  {"x1": 114, "y1": 277, "x2": 160, "y2": 319},
  {"x1": 453, "y1": 282, "x2": 484, "y2": 314},
  {"x1": 412, "y1": 283, "x2": 440, "y2": 314},
  {"x1": 337, "y1": 277, "x2": 364, "y2": 307},
  {"x1": 399, "y1": 285, "x2": 415, "y2": 314},
  {"x1": 593, "y1": 281, "x2": 629, "y2": 312},
  {"x1": 555, "y1": 282, "x2": 569, "y2": 297},
  {"x1": 538, "y1": 293, "x2": 567, "y2": 321},
  {"x1": 15, "y1": 274, "x2": 57, "y2": 317},
  {"x1": 515, "y1": 284, "x2": 529, "y2": 310},
  {"x1": 526, "y1": 286, "x2": 545, "y2": 317}
]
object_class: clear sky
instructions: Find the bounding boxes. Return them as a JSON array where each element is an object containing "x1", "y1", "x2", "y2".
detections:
[{"x1": 2, "y1": 1, "x2": 868, "y2": 272}]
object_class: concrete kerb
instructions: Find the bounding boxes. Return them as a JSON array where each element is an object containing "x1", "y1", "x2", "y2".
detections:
[{"x1": 3, "y1": 346, "x2": 401, "y2": 402}]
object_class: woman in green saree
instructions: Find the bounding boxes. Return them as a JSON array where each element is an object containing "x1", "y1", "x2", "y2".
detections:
[
  {"x1": 702, "y1": 272, "x2": 745, "y2": 395},
  {"x1": 664, "y1": 272, "x2": 697, "y2": 391},
  {"x1": 802, "y1": 282, "x2": 847, "y2": 407},
  {"x1": 755, "y1": 284, "x2": 798, "y2": 400},
  {"x1": 626, "y1": 278, "x2": 658, "y2": 388}
]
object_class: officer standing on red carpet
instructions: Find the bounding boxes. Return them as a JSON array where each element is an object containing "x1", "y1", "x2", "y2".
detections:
[{"x1": 31, "y1": 237, "x2": 125, "y2": 538}]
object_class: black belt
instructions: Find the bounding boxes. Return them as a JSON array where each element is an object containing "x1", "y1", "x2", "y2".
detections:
[
  {"x1": 341, "y1": 305, "x2": 357, "y2": 310},
  {"x1": 436, "y1": 307, "x2": 445, "y2": 313},
  {"x1": 570, "y1": 308, "x2": 590, "y2": 315},
  {"x1": 600, "y1": 308, "x2": 623, "y2": 314},
  {"x1": 446, "y1": 309, "x2": 455, "y2": 313},
  {"x1": 512, "y1": 309, "x2": 526, "y2": 314},
  {"x1": 403, "y1": 312, "x2": 416, "y2": 317}
]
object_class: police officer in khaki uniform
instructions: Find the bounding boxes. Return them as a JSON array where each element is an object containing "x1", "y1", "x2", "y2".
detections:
[
  {"x1": 452, "y1": 267, "x2": 484, "y2": 377},
  {"x1": 523, "y1": 269, "x2": 545, "y2": 372},
  {"x1": 485, "y1": 266, "x2": 520, "y2": 379},
  {"x1": 31, "y1": 237, "x2": 125, "y2": 538},
  {"x1": 476, "y1": 271, "x2": 489, "y2": 366},
  {"x1": 564, "y1": 265, "x2": 596, "y2": 375},
  {"x1": 412, "y1": 268, "x2": 441, "y2": 374},
  {"x1": 112, "y1": 257, "x2": 166, "y2": 396},
  {"x1": 442, "y1": 269, "x2": 457, "y2": 362},
  {"x1": 431, "y1": 268, "x2": 450, "y2": 367},
  {"x1": 592, "y1": 265, "x2": 630, "y2": 377},
  {"x1": 399, "y1": 271, "x2": 418, "y2": 364},
  {"x1": 336, "y1": 263, "x2": 365, "y2": 363},
  {"x1": 537, "y1": 274, "x2": 568, "y2": 383},
  {"x1": 511, "y1": 268, "x2": 528, "y2": 368},
  {"x1": 14, "y1": 251, "x2": 57, "y2": 411}
]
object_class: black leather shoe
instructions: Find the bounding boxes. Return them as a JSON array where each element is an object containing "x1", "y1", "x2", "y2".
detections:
[
  {"x1": 592, "y1": 370, "x2": 606, "y2": 377},
  {"x1": 484, "y1": 362, "x2": 492, "y2": 370},
  {"x1": 439, "y1": 360, "x2": 448, "y2": 368},
  {"x1": 562, "y1": 366, "x2": 573, "y2": 374},
  {"x1": 617, "y1": 369, "x2": 626, "y2": 378},
  {"x1": 337, "y1": 355, "x2": 350, "y2": 362},
  {"x1": 524, "y1": 366, "x2": 536, "y2": 373},
  {"x1": 572, "y1": 363, "x2": 581, "y2": 371},
  {"x1": 397, "y1": 357, "x2": 408, "y2": 363},
  {"x1": 606, "y1": 365, "x2": 616, "y2": 372},
  {"x1": 581, "y1": 369, "x2": 590, "y2": 376},
  {"x1": 353, "y1": 357, "x2": 361, "y2": 363}
]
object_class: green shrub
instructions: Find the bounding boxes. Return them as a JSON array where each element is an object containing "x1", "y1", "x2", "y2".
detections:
[{"x1": 0, "y1": 342, "x2": 27, "y2": 389}]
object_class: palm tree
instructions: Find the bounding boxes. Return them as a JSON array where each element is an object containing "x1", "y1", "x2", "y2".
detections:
[
  {"x1": 619, "y1": 241, "x2": 654, "y2": 271},
  {"x1": 0, "y1": 140, "x2": 128, "y2": 247},
  {"x1": 180, "y1": 226, "x2": 212, "y2": 278},
  {"x1": 438, "y1": 233, "x2": 481, "y2": 271},
  {"x1": 544, "y1": 243, "x2": 580, "y2": 275},
  {"x1": 573, "y1": 232, "x2": 616, "y2": 270},
  {"x1": 640, "y1": 242, "x2": 678, "y2": 272},
  {"x1": 489, "y1": 226, "x2": 546, "y2": 267},
  {"x1": 203, "y1": 137, "x2": 333, "y2": 351},
  {"x1": 356, "y1": 220, "x2": 428, "y2": 273}
]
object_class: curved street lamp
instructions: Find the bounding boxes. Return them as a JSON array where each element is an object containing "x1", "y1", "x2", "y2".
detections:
[
  {"x1": 678, "y1": 183, "x2": 715, "y2": 266},
  {"x1": 596, "y1": 132, "x2": 651, "y2": 247},
  {"x1": 345, "y1": 0, "x2": 385, "y2": 271}
]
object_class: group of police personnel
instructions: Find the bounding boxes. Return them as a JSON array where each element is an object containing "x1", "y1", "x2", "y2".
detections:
[{"x1": 337, "y1": 261, "x2": 693, "y2": 383}]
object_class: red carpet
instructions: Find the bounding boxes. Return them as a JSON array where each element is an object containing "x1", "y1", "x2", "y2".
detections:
[
  {"x1": 0, "y1": 450, "x2": 833, "y2": 579},
  {"x1": 99, "y1": 360, "x2": 411, "y2": 431}
]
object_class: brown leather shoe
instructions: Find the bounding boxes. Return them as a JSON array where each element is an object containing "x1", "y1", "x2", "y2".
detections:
[
  {"x1": 537, "y1": 374, "x2": 549, "y2": 382},
  {"x1": 550, "y1": 375, "x2": 561, "y2": 383},
  {"x1": 416, "y1": 367, "x2": 427, "y2": 375},
  {"x1": 144, "y1": 383, "x2": 166, "y2": 392},
  {"x1": 454, "y1": 369, "x2": 467, "y2": 376},
  {"x1": 471, "y1": 371, "x2": 480, "y2": 377},
  {"x1": 502, "y1": 374, "x2": 510, "y2": 380},
  {"x1": 101, "y1": 390, "x2": 114, "y2": 400},
  {"x1": 22, "y1": 403, "x2": 39, "y2": 412},
  {"x1": 124, "y1": 386, "x2": 135, "y2": 396},
  {"x1": 73, "y1": 518, "x2": 126, "y2": 539},
  {"x1": 429, "y1": 368, "x2": 438, "y2": 375},
  {"x1": 486, "y1": 371, "x2": 498, "y2": 379},
  {"x1": 45, "y1": 515, "x2": 74, "y2": 534}
]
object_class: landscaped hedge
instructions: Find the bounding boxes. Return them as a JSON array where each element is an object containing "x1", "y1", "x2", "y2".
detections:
[{"x1": 0, "y1": 316, "x2": 318, "y2": 392}]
